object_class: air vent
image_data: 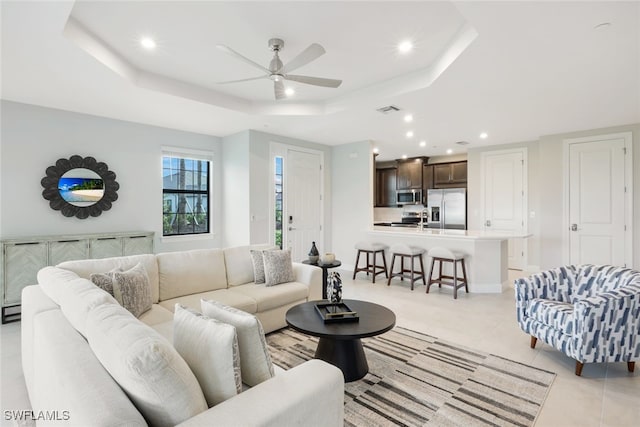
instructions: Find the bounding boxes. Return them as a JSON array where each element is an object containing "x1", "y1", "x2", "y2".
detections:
[
  {"x1": 376, "y1": 105, "x2": 401, "y2": 114},
  {"x1": 455, "y1": 141, "x2": 470, "y2": 146}
]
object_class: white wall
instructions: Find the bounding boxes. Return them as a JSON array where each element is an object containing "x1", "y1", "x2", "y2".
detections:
[
  {"x1": 538, "y1": 123, "x2": 640, "y2": 270},
  {"x1": 467, "y1": 140, "x2": 540, "y2": 269},
  {"x1": 220, "y1": 129, "x2": 333, "y2": 248},
  {"x1": 221, "y1": 130, "x2": 251, "y2": 247},
  {"x1": 468, "y1": 122, "x2": 640, "y2": 271},
  {"x1": 0, "y1": 101, "x2": 223, "y2": 253},
  {"x1": 330, "y1": 141, "x2": 373, "y2": 269},
  {"x1": 248, "y1": 130, "x2": 332, "y2": 248}
]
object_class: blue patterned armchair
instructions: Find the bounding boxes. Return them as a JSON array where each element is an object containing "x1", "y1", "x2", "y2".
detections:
[{"x1": 515, "y1": 265, "x2": 640, "y2": 376}]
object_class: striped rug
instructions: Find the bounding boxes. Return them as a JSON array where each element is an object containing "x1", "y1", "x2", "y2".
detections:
[{"x1": 266, "y1": 327, "x2": 555, "y2": 427}]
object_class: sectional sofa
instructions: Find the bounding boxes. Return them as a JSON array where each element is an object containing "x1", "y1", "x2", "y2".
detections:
[{"x1": 21, "y1": 245, "x2": 344, "y2": 426}]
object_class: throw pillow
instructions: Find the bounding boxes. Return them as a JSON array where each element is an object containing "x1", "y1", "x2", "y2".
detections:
[
  {"x1": 173, "y1": 304, "x2": 242, "y2": 407},
  {"x1": 200, "y1": 299, "x2": 274, "y2": 387},
  {"x1": 262, "y1": 249, "x2": 295, "y2": 287},
  {"x1": 89, "y1": 268, "x2": 121, "y2": 301},
  {"x1": 90, "y1": 265, "x2": 151, "y2": 318},
  {"x1": 85, "y1": 303, "x2": 207, "y2": 427},
  {"x1": 250, "y1": 250, "x2": 267, "y2": 284}
]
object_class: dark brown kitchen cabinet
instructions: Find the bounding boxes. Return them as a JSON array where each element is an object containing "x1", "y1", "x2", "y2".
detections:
[
  {"x1": 422, "y1": 165, "x2": 434, "y2": 203},
  {"x1": 396, "y1": 159, "x2": 424, "y2": 190},
  {"x1": 375, "y1": 167, "x2": 397, "y2": 207},
  {"x1": 433, "y1": 161, "x2": 467, "y2": 187}
]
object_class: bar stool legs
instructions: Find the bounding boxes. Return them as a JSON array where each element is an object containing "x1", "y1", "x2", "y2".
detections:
[
  {"x1": 426, "y1": 247, "x2": 468, "y2": 299},
  {"x1": 353, "y1": 242, "x2": 389, "y2": 283},
  {"x1": 386, "y1": 244, "x2": 426, "y2": 290}
]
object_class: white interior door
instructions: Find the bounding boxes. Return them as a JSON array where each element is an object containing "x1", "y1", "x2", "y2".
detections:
[
  {"x1": 568, "y1": 137, "x2": 627, "y2": 265},
  {"x1": 285, "y1": 149, "x2": 322, "y2": 261},
  {"x1": 482, "y1": 149, "x2": 526, "y2": 270}
]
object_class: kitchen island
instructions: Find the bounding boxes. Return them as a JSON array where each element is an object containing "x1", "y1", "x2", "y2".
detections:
[{"x1": 368, "y1": 226, "x2": 530, "y2": 293}]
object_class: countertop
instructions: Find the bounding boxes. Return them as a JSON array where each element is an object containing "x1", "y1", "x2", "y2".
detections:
[{"x1": 370, "y1": 225, "x2": 532, "y2": 240}]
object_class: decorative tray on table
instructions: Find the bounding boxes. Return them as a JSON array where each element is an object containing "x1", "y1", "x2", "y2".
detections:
[{"x1": 314, "y1": 302, "x2": 359, "y2": 323}]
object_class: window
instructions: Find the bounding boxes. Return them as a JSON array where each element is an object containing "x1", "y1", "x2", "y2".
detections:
[
  {"x1": 274, "y1": 156, "x2": 283, "y2": 248},
  {"x1": 162, "y1": 153, "x2": 210, "y2": 236}
]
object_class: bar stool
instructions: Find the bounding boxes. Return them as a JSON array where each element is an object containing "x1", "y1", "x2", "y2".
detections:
[
  {"x1": 426, "y1": 247, "x2": 468, "y2": 299},
  {"x1": 352, "y1": 242, "x2": 389, "y2": 283},
  {"x1": 387, "y1": 244, "x2": 426, "y2": 290}
]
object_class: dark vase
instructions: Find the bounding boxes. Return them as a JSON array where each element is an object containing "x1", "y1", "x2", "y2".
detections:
[{"x1": 308, "y1": 241, "x2": 319, "y2": 263}]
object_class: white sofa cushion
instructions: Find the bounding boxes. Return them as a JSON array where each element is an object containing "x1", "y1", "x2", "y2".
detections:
[
  {"x1": 224, "y1": 244, "x2": 276, "y2": 286},
  {"x1": 138, "y1": 304, "x2": 174, "y2": 327},
  {"x1": 224, "y1": 246, "x2": 255, "y2": 287},
  {"x1": 33, "y1": 310, "x2": 147, "y2": 426},
  {"x1": 230, "y1": 282, "x2": 309, "y2": 312},
  {"x1": 263, "y1": 249, "x2": 296, "y2": 286},
  {"x1": 85, "y1": 303, "x2": 207, "y2": 427},
  {"x1": 174, "y1": 305, "x2": 242, "y2": 407},
  {"x1": 58, "y1": 254, "x2": 160, "y2": 303},
  {"x1": 59, "y1": 279, "x2": 120, "y2": 337},
  {"x1": 201, "y1": 300, "x2": 274, "y2": 387},
  {"x1": 37, "y1": 267, "x2": 119, "y2": 337},
  {"x1": 37, "y1": 266, "x2": 84, "y2": 305},
  {"x1": 157, "y1": 249, "x2": 227, "y2": 300},
  {"x1": 160, "y1": 289, "x2": 257, "y2": 314}
]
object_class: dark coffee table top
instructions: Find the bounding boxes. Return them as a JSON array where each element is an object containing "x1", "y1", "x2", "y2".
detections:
[{"x1": 285, "y1": 299, "x2": 396, "y2": 340}]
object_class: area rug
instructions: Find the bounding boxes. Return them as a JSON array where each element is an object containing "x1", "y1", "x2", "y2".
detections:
[{"x1": 266, "y1": 327, "x2": 555, "y2": 427}]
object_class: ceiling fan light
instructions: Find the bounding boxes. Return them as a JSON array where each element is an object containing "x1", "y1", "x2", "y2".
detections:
[
  {"x1": 398, "y1": 40, "x2": 413, "y2": 54},
  {"x1": 285, "y1": 87, "x2": 295, "y2": 96},
  {"x1": 140, "y1": 37, "x2": 156, "y2": 50}
]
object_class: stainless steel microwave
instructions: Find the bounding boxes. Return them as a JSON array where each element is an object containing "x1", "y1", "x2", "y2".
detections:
[{"x1": 396, "y1": 189, "x2": 422, "y2": 205}]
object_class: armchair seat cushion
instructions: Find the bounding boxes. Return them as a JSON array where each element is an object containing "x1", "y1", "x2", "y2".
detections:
[{"x1": 529, "y1": 299, "x2": 575, "y2": 334}]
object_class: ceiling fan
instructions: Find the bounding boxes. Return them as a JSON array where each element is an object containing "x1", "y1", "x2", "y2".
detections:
[{"x1": 216, "y1": 38, "x2": 342, "y2": 100}]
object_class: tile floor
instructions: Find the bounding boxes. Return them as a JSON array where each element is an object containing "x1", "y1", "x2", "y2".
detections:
[{"x1": 1, "y1": 269, "x2": 639, "y2": 426}]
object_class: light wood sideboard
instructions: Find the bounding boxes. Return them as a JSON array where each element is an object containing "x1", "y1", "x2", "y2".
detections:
[{"x1": 1, "y1": 231, "x2": 154, "y2": 323}]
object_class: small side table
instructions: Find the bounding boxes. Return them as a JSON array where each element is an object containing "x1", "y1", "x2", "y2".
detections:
[{"x1": 302, "y1": 259, "x2": 342, "y2": 299}]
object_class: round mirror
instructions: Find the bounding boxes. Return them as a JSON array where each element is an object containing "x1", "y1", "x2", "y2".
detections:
[
  {"x1": 58, "y1": 168, "x2": 105, "y2": 206},
  {"x1": 41, "y1": 155, "x2": 119, "y2": 219}
]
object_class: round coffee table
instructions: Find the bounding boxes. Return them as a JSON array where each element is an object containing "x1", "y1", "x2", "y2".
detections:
[{"x1": 285, "y1": 299, "x2": 396, "y2": 382}]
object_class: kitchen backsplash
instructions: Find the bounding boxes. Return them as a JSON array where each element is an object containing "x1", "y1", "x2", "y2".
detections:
[{"x1": 374, "y1": 207, "x2": 402, "y2": 222}]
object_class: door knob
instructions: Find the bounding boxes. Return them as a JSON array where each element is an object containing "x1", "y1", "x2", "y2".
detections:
[
  {"x1": 571, "y1": 224, "x2": 578, "y2": 231},
  {"x1": 288, "y1": 227, "x2": 296, "y2": 231},
  {"x1": 485, "y1": 220, "x2": 491, "y2": 227}
]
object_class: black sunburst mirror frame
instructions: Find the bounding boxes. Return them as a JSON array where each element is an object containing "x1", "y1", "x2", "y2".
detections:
[{"x1": 41, "y1": 155, "x2": 119, "y2": 219}]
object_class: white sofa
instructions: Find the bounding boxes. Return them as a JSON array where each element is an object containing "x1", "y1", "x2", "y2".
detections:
[{"x1": 21, "y1": 245, "x2": 344, "y2": 426}]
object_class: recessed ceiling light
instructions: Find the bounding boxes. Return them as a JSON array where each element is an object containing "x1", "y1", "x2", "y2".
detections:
[
  {"x1": 402, "y1": 154, "x2": 408, "y2": 159},
  {"x1": 140, "y1": 37, "x2": 156, "y2": 50},
  {"x1": 446, "y1": 149, "x2": 453, "y2": 154},
  {"x1": 404, "y1": 114, "x2": 413, "y2": 123},
  {"x1": 373, "y1": 147, "x2": 379, "y2": 154},
  {"x1": 419, "y1": 140, "x2": 426, "y2": 147},
  {"x1": 479, "y1": 132, "x2": 488, "y2": 139},
  {"x1": 285, "y1": 87, "x2": 295, "y2": 97},
  {"x1": 406, "y1": 131, "x2": 414, "y2": 138},
  {"x1": 398, "y1": 40, "x2": 413, "y2": 54}
]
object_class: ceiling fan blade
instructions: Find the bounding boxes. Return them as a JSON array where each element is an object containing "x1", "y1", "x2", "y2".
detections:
[
  {"x1": 216, "y1": 44, "x2": 270, "y2": 74},
  {"x1": 280, "y1": 43, "x2": 325, "y2": 74},
  {"x1": 274, "y1": 80, "x2": 286, "y2": 100},
  {"x1": 285, "y1": 74, "x2": 342, "y2": 88},
  {"x1": 216, "y1": 75, "x2": 269, "y2": 84}
]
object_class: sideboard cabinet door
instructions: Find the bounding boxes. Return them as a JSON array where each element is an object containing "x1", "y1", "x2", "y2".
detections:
[
  {"x1": 3, "y1": 243, "x2": 48, "y2": 305},
  {"x1": 49, "y1": 240, "x2": 89, "y2": 266},
  {"x1": 90, "y1": 237, "x2": 123, "y2": 259},
  {"x1": 123, "y1": 235, "x2": 154, "y2": 256}
]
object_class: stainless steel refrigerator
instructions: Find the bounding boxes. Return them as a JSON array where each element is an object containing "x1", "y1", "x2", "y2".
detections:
[{"x1": 427, "y1": 188, "x2": 467, "y2": 229}]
